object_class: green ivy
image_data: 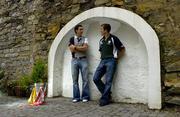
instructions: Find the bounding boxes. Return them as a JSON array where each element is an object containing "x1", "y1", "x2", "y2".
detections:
[
  {"x1": 31, "y1": 59, "x2": 47, "y2": 83},
  {"x1": 17, "y1": 74, "x2": 32, "y2": 89},
  {"x1": 0, "y1": 70, "x2": 4, "y2": 80}
]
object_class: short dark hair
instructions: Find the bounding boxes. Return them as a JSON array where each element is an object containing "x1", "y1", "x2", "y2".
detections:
[
  {"x1": 74, "y1": 24, "x2": 83, "y2": 33},
  {"x1": 101, "y1": 24, "x2": 111, "y2": 32}
]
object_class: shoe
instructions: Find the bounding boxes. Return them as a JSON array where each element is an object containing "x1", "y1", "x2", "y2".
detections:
[
  {"x1": 82, "y1": 99, "x2": 88, "y2": 102},
  {"x1": 99, "y1": 100, "x2": 109, "y2": 107},
  {"x1": 72, "y1": 99, "x2": 78, "y2": 103},
  {"x1": 99, "y1": 101, "x2": 109, "y2": 106},
  {"x1": 109, "y1": 93, "x2": 113, "y2": 103}
]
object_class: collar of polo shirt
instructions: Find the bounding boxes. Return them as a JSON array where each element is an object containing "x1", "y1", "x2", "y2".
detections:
[{"x1": 74, "y1": 35, "x2": 82, "y2": 42}]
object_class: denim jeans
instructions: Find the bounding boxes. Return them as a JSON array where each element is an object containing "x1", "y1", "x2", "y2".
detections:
[
  {"x1": 93, "y1": 58, "x2": 117, "y2": 103},
  {"x1": 71, "y1": 58, "x2": 90, "y2": 101}
]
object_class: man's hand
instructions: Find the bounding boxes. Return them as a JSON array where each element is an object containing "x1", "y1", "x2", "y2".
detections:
[
  {"x1": 69, "y1": 43, "x2": 88, "y2": 53},
  {"x1": 69, "y1": 45, "x2": 76, "y2": 52},
  {"x1": 117, "y1": 48, "x2": 125, "y2": 61},
  {"x1": 75, "y1": 43, "x2": 88, "y2": 52}
]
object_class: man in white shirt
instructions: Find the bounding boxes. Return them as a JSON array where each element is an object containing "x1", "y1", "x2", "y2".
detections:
[{"x1": 68, "y1": 24, "x2": 90, "y2": 103}]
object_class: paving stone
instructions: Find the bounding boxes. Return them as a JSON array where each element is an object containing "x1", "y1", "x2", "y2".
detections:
[{"x1": 0, "y1": 96, "x2": 179, "y2": 117}]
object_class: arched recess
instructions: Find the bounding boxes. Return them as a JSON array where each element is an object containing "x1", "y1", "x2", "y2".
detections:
[{"x1": 48, "y1": 7, "x2": 161, "y2": 109}]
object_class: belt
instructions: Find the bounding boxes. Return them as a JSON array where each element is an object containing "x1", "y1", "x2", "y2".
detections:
[
  {"x1": 74, "y1": 56, "x2": 86, "y2": 59},
  {"x1": 101, "y1": 57, "x2": 115, "y2": 60}
]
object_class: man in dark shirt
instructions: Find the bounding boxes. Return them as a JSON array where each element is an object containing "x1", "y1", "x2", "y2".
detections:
[{"x1": 93, "y1": 23, "x2": 125, "y2": 106}]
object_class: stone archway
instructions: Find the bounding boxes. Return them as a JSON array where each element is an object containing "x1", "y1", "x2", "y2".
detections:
[{"x1": 48, "y1": 7, "x2": 161, "y2": 109}]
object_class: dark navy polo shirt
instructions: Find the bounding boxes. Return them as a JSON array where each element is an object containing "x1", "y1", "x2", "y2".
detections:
[{"x1": 99, "y1": 34, "x2": 124, "y2": 59}]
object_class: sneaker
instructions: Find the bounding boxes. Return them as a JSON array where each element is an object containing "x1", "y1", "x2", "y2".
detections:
[
  {"x1": 72, "y1": 99, "x2": 78, "y2": 103},
  {"x1": 82, "y1": 99, "x2": 88, "y2": 102}
]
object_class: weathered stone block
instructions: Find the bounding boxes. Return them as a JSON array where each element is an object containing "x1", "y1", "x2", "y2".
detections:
[
  {"x1": 72, "y1": 0, "x2": 79, "y2": 4},
  {"x1": 166, "y1": 61, "x2": 180, "y2": 72},
  {"x1": 124, "y1": 0, "x2": 135, "y2": 4},
  {"x1": 34, "y1": 33, "x2": 46, "y2": 41},
  {"x1": 0, "y1": 17, "x2": 11, "y2": 24},
  {"x1": 28, "y1": 15, "x2": 36, "y2": 21},
  {"x1": 112, "y1": 0, "x2": 124, "y2": 6},
  {"x1": 3, "y1": 49, "x2": 10, "y2": 54},
  {"x1": 166, "y1": 87, "x2": 180, "y2": 95},
  {"x1": 95, "y1": 0, "x2": 110, "y2": 6},
  {"x1": 136, "y1": 1, "x2": 163, "y2": 14},
  {"x1": 165, "y1": 96, "x2": 180, "y2": 106},
  {"x1": 61, "y1": 13, "x2": 74, "y2": 24},
  {"x1": 40, "y1": 41, "x2": 48, "y2": 51},
  {"x1": 9, "y1": 49, "x2": 15, "y2": 53},
  {"x1": 48, "y1": 23, "x2": 60, "y2": 39},
  {"x1": 4, "y1": 53, "x2": 19, "y2": 58},
  {"x1": 71, "y1": 4, "x2": 80, "y2": 14},
  {"x1": 165, "y1": 73, "x2": 180, "y2": 88},
  {"x1": 20, "y1": 46, "x2": 30, "y2": 51},
  {"x1": 20, "y1": 0, "x2": 26, "y2": 5},
  {"x1": 16, "y1": 25, "x2": 23, "y2": 30},
  {"x1": 80, "y1": 0, "x2": 90, "y2": 4}
]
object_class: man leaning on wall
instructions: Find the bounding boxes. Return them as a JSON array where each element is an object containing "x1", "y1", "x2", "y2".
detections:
[{"x1": 93, "y1": 23, "x2": 125, "y2": 106}]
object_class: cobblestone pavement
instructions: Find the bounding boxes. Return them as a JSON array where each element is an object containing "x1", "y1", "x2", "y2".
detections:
[{"x1": 0, "y1": 96, "x2": 179, "y2": 117}]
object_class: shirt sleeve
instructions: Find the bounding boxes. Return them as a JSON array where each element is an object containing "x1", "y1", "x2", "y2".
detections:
[
  {"x1": 84, "y1": 37, "x2": 88, "y2": 44},
  {"x1": 99, "y1": 39, "x2": 103, "y2": 51},
  {"x1": 68, "y1": 37, "x2": 74, "y2": 46},
  {"x1": 113, "y1": 36, "x2": 125, "y2": 50}
]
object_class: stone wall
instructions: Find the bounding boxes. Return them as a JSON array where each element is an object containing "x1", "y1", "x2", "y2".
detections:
[{"x1": 0, "y1": 0, "x2": 179, "y2": 103}]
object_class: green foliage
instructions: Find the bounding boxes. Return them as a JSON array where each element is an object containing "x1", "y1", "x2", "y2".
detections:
[
  {"x1": 0, "y1": 70, "x2": 4, "y2": 80},
  {"x1": 1, "y1": 59, "x2": 47, "y2": 96},
  {"x1": 0, "y1": 69, "x2": 5, "y2": 92},
  {"x1": 31, "y1": 59, "x2": 47, "y2": 83},
  {"x1": 17, "y1": 74, "x2": 32, "y2": 90},
  {"x1": 6, "y1": 80, "x2": 17, "y2": 96},
  {"x1": 0, "y1": 78, "x2": 8, "y2": 93},
  {"x1": 7, "y1": 80, "x2": 17, "y2": 88}
]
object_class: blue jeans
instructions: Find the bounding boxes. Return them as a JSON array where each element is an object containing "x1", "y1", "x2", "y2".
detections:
[
  {"x1": 71, "y1": 58, "x2": 90, "y2": 101},
  {"x1": 93, "y1": 58, "x2": 117, "y2": 103}
]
